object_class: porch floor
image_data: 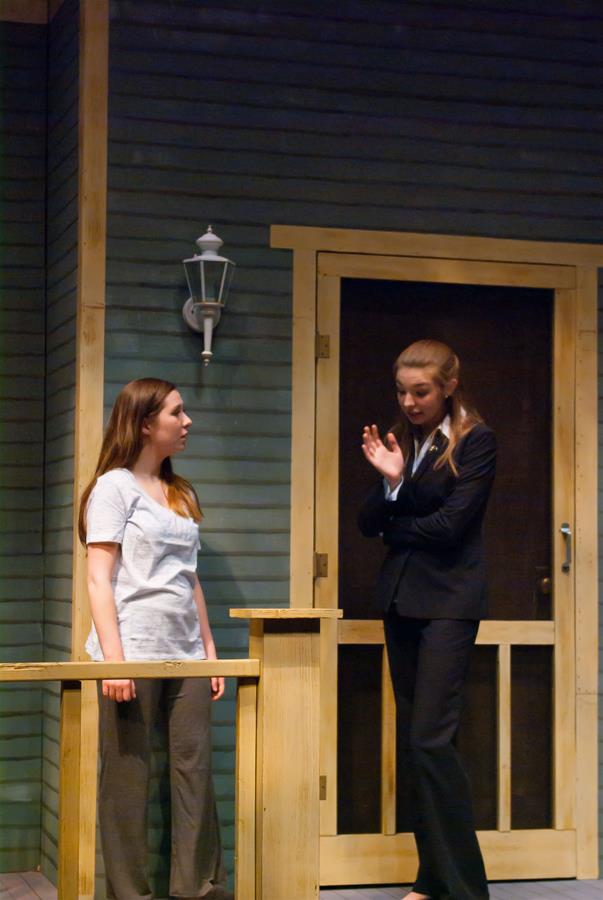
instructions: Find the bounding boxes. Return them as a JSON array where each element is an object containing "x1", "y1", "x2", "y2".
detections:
[{"x1": 2, "y1": 872, "x2": 603, "y2": 899}]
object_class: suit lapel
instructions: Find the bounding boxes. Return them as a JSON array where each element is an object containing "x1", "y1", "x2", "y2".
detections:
[{"x1": 411, "y1": 430, "x2": 448, "y2": 482}]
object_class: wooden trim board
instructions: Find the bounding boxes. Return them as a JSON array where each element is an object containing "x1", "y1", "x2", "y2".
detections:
[
  {"x1": 272, "y1": 225, "x2": 603, "y2": 266},
  {"x1": 320, "y1": 830, "x2": 577, "y2": 885}
]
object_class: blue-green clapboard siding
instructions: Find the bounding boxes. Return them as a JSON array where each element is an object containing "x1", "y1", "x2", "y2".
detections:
[
  {"x1": 40, "y1": 0, "x2": 79, "y2": 886},
  {"x1": 0, "y1": 18, "x2": 46, "y2": 873},
  {"x1": 107, "y1": 0, "x2": 603, "y2": 884}
]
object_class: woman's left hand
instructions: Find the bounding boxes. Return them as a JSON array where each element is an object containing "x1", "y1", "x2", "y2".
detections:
[{"x1": 211, "y1": 676, "x2": 225, "y2": 700}]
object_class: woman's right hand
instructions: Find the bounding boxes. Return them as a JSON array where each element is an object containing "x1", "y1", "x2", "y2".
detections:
[
  {"x1": 361, "y1": 424, "x2": 405, "y2": 487},
  {"x1": 102, "y1": 678, "x2": 136, "y2": 702}
]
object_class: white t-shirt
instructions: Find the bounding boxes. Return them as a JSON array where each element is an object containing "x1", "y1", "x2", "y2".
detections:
[{"x1": 84, "y1": 468, "x2": 206, "y2": 662}]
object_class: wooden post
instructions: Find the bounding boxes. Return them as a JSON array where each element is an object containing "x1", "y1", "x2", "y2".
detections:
[
  {"x1": 286, "y1": 248, "x2": 317, "y2": 608},
  {"x1": 70, "y1": 0, "x2": 109, "y2": 893},
  {"x1": 231, "y1": 609, "x2": 341, "y2": 900},
  {"x1": 235, "y1": 677, "x2": 258, "y2": 900},
  {"x1": 58, "y1": 681, "x2": 83, "y2": 898}
]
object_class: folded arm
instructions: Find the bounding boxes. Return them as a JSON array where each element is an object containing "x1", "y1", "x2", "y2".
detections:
[
  {"x1": 358, "y1": 480, "x2": 414, "y2": 537},
  {"x1": 383, "y1": 428, "x2": 496, "y2": 551}
]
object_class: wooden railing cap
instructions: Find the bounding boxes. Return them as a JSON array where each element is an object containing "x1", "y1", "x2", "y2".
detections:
[
  {"x1": 230, "y1": 607, "x2": 343, "y2": 619},
  {"x1": 0, "y1": 659, "x2": 260, "y2": 682}
]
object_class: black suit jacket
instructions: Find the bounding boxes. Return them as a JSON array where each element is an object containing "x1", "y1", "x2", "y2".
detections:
[{"x1": 358, "y1": 423, "x2": 497, "y2": 620}]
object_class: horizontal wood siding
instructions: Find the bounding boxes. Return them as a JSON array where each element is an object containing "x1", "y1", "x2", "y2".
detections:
[
  {"x1": 105, "y1": 0, "x2": 603, "y2": 885},
  {"x1": 40, "y1": 0, "x2": 78, "y2": 885},
  {"x1": 0, "y1": 19, "x2": 46, "y2": 873}
]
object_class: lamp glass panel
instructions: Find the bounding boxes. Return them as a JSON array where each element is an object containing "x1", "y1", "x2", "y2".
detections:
[
  {"x1": 221, "y1": 262, "x2": 234, "y2": 306},
  {"x1": 184, "y1": 260, "x2": 202, "y2": 302},
  {"x1": 204, "y1": 260, "x2": 225, "y2": 303},
  {"x1": 184, "y1": 259, "x2": 234, "y2": 306}
]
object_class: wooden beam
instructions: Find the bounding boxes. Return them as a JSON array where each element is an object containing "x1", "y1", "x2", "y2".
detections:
[
  {"x1": 287, "y1": 249, "x2": 318, "y2": 608},
  {"x1": 272, "y1": 225, "x2": 603, "y2": 266},
  {"x1": 0, "y1": 658, "x2": 261, "y2": 681},
  {"x1": 58, "y1": 682, "x2": 83, "y2": 898},
  {"x1": 314, "y1": 273, "x2": 340, "y2": 611},
  {"x1": 496, "y1": 644, "x2": 511, "y2": 832},
  {"x1": 320, "y1": 829, "x2": 576, "y2": 885},
  {"x1": 319, "y1": 616, "x2": 338, "y2": 836},
  {"x1": 231, "y1": 607, "x2": 341, "y2": 620},
  {"x1": 318, "y1": 253, "x2": 575, "y2": 290},
  {"x1": 337, "y1": 618, "x2": 555, "y2": 645},
  {"x1": 235, "y1": 678, "x2": 258, "y2": 900},
  {"x1": 63, "y1": 4, "x2": 110, "y2": 890},
  {"x1": 71, "y1": 0, "x2": 109, "y2": 661},
  {"x1": 380, "y1": 648, "x2": 396, "y2": 835}
]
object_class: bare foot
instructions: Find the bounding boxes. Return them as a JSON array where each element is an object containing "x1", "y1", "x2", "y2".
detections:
[{"x1": 405, "y1": 893, "x2": 431, "y2": 900}]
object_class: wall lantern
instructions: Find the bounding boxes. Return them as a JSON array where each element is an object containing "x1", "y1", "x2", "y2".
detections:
[{"x1": 182, "y1": 226, "x2": 235, "y2": 365}]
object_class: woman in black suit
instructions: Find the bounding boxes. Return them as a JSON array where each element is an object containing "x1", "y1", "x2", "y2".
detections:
[{"x1": 358, "y1": 340, "x2": 496, "y2": 900}]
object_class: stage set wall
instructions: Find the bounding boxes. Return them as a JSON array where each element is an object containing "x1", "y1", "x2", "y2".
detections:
[
  {"x1": 0, "y1": 0, "x2": 79, "y2": 879},
  {"x1": 1, "y1": 0, "x2": 603, "y2": 889},
  {"x1": 41, "y1": 0, "x2": 79, "y2": 884},
  {"x1": 0, "y1": 17, "x2": 46, "y2": 874}
]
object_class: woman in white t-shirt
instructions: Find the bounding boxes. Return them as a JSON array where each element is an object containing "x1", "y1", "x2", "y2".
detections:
[{"x1": 78, "y1": 378, "x2": 233, "y2": 900}]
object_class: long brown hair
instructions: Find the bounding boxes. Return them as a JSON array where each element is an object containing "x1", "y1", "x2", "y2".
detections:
[
  {"x1": 78, "y1": 378, "x2": 201, "y2": 545},
  {"x1": 392, "y1": 340, "x2": 483, "y2": 476}
]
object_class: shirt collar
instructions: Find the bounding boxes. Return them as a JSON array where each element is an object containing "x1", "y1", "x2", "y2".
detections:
[
  {"x1": 439, "y1": 414, "x2": 452, "y2": 439},
  {"x1": 413, "y1": 414, "x2": 451, "y2": 450}
]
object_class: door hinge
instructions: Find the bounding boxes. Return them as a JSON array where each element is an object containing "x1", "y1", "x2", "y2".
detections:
[
  {"x1": 320, "y1": 775, "x2": 327, "y2": 801},
  {"x1": 314, "y1": 552, "x2": 329, "y2": 578},
  {"x1": 316, "y1": 333, "x2": 330, "y2": 359}
]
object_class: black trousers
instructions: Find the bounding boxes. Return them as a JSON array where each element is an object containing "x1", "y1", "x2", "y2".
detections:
[{"x1": 383, "y1": 610, "x2": 489, "y2": 900}]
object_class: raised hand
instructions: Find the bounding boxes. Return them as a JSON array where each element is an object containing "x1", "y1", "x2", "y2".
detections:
[{"x1": 361, "y1": 424, "x2": 405, "y2": 488}]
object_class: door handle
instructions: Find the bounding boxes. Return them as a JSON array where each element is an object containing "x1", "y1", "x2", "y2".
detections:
[{"x1": 560, "y1": 522, "x2": 572, "y2": 572}]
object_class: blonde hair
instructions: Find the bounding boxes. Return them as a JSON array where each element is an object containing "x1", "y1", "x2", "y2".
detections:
[
  {"x1": 392, "y1": 340, "x2": 483, "y2": 476},
  {"x1": 78, "y1": 378, "x2": 201, "y2": 545}
]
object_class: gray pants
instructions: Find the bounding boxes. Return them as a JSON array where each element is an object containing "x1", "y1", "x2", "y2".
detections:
[{"x1": 98, "y1": 678, "x2": 224, "y2": 899}]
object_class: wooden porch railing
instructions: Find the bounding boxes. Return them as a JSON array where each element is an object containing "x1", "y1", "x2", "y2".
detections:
[{"x1": 0, "y1": 608, "x2": 340, "y2": 900}]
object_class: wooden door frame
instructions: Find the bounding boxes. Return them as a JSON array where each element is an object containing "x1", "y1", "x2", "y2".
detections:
[{"x1": 270, "y1": 224, "x2": 602, "y2": 879}]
